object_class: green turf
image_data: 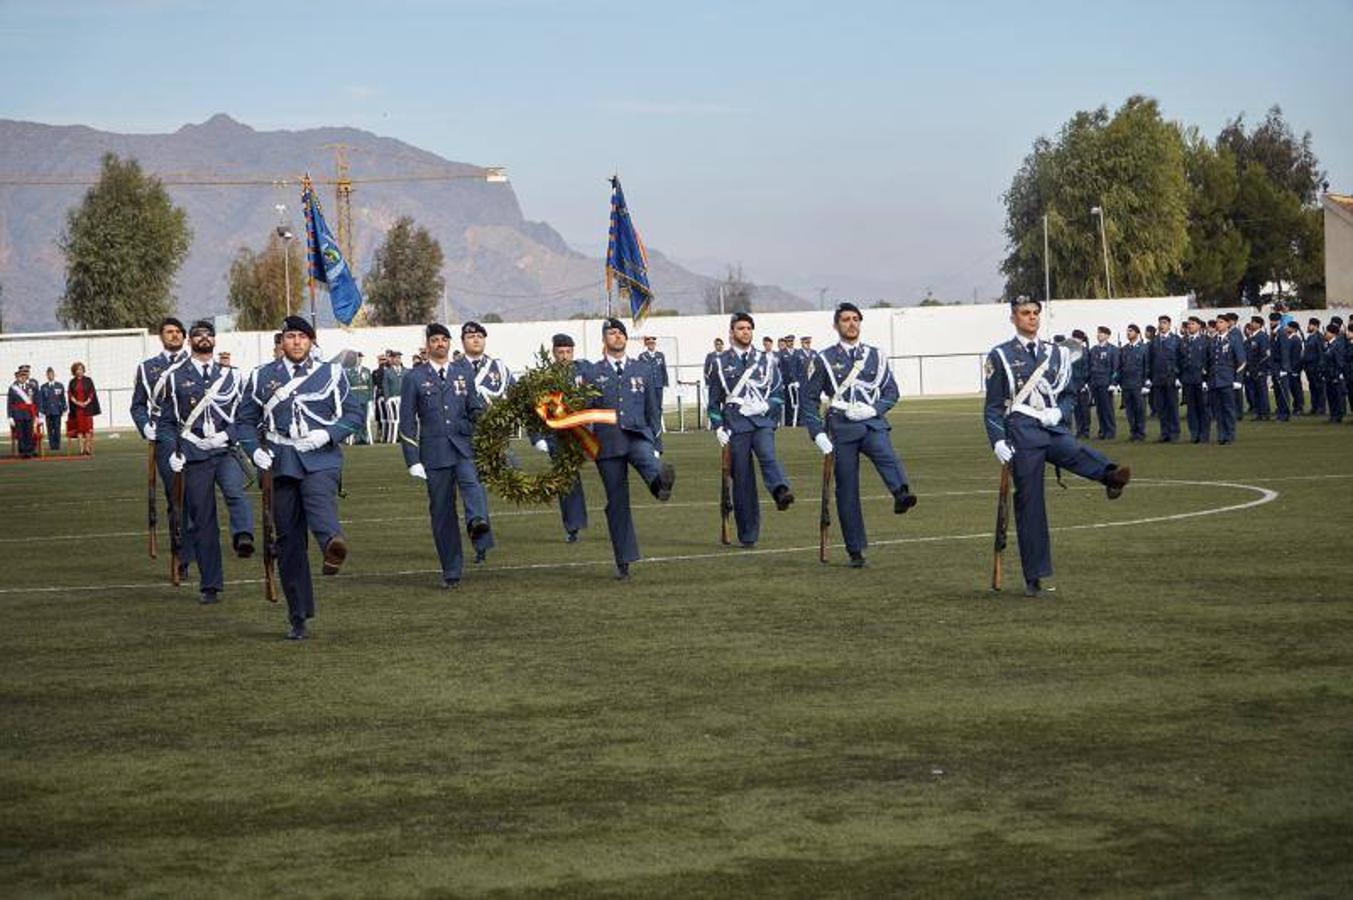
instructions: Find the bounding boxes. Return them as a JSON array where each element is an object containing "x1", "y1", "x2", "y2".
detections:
[{"x1": 2, "y1": 397, "x2": 1352, "y2": 897}]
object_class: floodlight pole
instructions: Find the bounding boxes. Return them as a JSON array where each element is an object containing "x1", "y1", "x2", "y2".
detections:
[
  {"x1": 1091, "y1": 205, "x2": 1113, "y2": 299},
  {"x1": 1042, "y1": 214, "x2": 1051, "y2": 303}
]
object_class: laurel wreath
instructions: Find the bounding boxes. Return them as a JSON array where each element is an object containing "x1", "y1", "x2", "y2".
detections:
[{"x1": 472, "y1": 350, "x2": 599, "y2": 505}]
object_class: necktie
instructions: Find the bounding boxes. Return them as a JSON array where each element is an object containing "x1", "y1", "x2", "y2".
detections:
[
  {"x1": 1027, "y1": 342, "x2": 1036, "y2": 356},
  {"x1": 615, "y1": 361, "x2": 624, "y2": 376},
  {"x1": 473, "y1": 359, "x2": 483, "y2": 373},
  {"x1": 294, "y1": 364, "x2": 305, "y2": 378},
  {"x1": 202, "y1": 364, "x2": 211, "y2": 381},
  {"x1": 437, "y1": 367, "x2": 446, "y2": 382}
]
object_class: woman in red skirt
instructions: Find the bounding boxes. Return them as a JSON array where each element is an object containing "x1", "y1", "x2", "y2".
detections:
[{"x1": 67, "y1": 361, "x2": 100, "y2": 455}]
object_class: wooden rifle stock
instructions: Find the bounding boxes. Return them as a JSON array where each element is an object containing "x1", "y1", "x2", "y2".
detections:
[
  {"x1": 818, "y1": 451, "x2": 834, "y2": 564},
  {"x1": 169, "y1": 456, "x2": 184, "y2": 586},
  {"x1": 147, "y1": 443, "x2": 158, "y2": 559},
  {"x1": 992, "y1": 462, "x2": 1012, "y2": 591},
  {"x1": 719, "y1": 443, "x2": 733, "y2": 545},
  {"x1": 260, "y1": 441, "x2": 278, "y2": 603}
]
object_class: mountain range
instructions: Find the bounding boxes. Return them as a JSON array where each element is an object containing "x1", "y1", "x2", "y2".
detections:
[{"x1": 0, "y1": 114, "x2": 809, "y2": 332}]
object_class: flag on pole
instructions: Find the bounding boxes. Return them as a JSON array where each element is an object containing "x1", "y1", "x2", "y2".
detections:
[
  {"x1": 302, "y1": 176, "x2": 363, "y2": 326},
  {"x1": 605, "y1": 176, "x2": 654, "y2": 325}
]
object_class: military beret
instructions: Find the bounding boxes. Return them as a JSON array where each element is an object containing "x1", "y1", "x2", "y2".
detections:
[
  {"x1": 1009, "y1": 296, "x2": 1041, "y2": 312},
  {"x1": 1331, "y1": 315, "x2": 1345, "y2": 326},
  {"x1": 552, "y1": 333, "x2": 575, "y2": 348},
  {"x1": 160, "y1": 317, "x2": 186, "y2": 333},
  {"x1": 1309, "y1": 317, "x2": 1322, "y2": 327},
  {"x1": 834, "y1": 302, "x2": 863, "y2": 322},
  {"x1": 730, "y1": 311, "x2": 754, "y2": 328},
  {"x1": 461, "y1": 321, "x2": 487, "y2": 338},
  {"x1": 1327, "y1": 323, "x2": 1341, "y2": 334},
  {"x1": 785, "y1": 334, "x2": 795, "y2": 341},
  {"x1": 281, "y1": 315, "x2": 315, "y2": 340},
  {"x1": 602, "y1": 317, "x2": 627, "y2": 337},
  {"x1": 426, "y1": 322, "x2": 451, "y2": 340},
  {"x1": 1286, "y1": 320, "x2": 1300, "y2": 330},
  {"x1": 189, "y1": 319, "x2": 215, "y2": 336}
]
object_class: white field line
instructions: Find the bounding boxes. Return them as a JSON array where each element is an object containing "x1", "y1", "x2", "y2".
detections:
[{"x1": 0, "y1": 478, "x2": 1282, "y2": 595}]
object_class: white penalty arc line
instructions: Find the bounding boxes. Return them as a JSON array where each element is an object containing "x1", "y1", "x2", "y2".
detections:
[{"x1": 0, "y1": 479, "x2": 1280, "y2": 595}]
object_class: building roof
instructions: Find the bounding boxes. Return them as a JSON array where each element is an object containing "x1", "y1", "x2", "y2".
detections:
[{"x1": 1326, "y1": 193, "x2": 1353, "y2": 226}]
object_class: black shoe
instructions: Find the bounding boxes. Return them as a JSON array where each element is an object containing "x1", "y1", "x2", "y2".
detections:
[
  {"x1": 614, "y1": 563, "x2": 630, "y2": 581},
  {"x1": 740, "y1": 541, "x2": 756, "y2": 549},
  {"x1": 648, "y1": 462, "x2": 676, "y2": 502},
  {"x1": 1024, "y1": 579, "x2": 1045, "y2": 598},
  {"x1": 773, "y1": 485, "x2": 795, "y2": 511},
  {"x1": 565, "y1": 530, "x2": 579, "y2": 543},
  {"x1": 893, "y1": 487, "x2": 918, "y2": 515},
  {"x1": 177, "y1": 561, "x2": 190, "y2": 582},
  {"x1": 442, "y1": 578, "x2": 460, "y2": 590},
  {"x1": 1103, "y1": 465, "x2": 1132, "y2": 500},
  {"x1": 474, "y1": 549, "x2": 487, "y2": 564},
  {"x1": 321, "y1": 535, "x2": 347, "y2": 575},
  {"x1": 467, "y1": 517, "x2": 490, "y2": 539},
  {"x1": 1156, "y1": 436, "x2": 1172, "y2": 443},
  {"x1": 285, "y1": 623, "x2": 309, "y2": 641},
  {"x1": 198, "y1": 589, "x2": 219, "y2": 605},
  {"x1": 848, "y1": 552, "x2": 866, "y2": 569},
  {"x1": 233, "y1": 532, "x2": 255, "y2": 559}
]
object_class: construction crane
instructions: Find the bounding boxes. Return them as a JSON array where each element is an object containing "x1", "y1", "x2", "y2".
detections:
[{"x1": 319, "y1": 143, "x2": 357, "y2": 265}]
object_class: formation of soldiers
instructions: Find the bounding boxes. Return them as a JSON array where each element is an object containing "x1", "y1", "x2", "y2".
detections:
[{"x1": 121, "y1": 300, "x2": 1350, "y2": 639}]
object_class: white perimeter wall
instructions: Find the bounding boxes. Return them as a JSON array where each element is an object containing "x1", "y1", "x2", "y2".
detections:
[{"x1": 6, "y1": 297, "x2": 1349, "y2": 430}]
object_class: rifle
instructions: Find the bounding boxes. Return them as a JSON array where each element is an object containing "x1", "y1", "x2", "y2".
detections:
[
  {"x1": 259, "y1": 435, "x2": 278, "y2": 603},
  {"x1": 991, "y1": 462, "x2": 1012, "y2": 591},
  {"x1": 169, "y1": 442, "x2": 184, "y2": 586},
  {"x1": 818, "y1": 451, "x2": 834, "y2": 564},
  {"x1": 147, "y1": 443, "x2": 158, "y2": 559},
  {"x1": 719, "y1": 443, "x2": 733, "y2": 545}
]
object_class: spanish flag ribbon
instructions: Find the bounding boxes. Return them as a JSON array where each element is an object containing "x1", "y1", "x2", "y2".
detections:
[{"x1": 534, "y1": 392, "x2": 616, "y2": 460}]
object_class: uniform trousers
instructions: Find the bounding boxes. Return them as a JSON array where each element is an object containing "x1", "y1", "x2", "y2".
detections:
[
  {"x1": 1123, "y1": 388, "x2": 1147, "y2": 438},
  {"x1": 1182, "y1": 384, "x2": 1210, "y2": 441},
  {"x1": 1208, "y1": 386, "x2": 1237, "y2": 442},
  {"x1": 1008, "y1": 422, "x2": 1111, "y2": 585},
  {"x1": 183, "y1": 453, "x2": 254, "y2": 592},
  {"x1": 45, "y1": 415, "x2": 62, "y2": 449},
  {"x1": 1091, "y1": 385, "x2": 1116, "y2": 438},
  {"x1": 595, "y1": 435, "x2": 662, "y2": 567},
  {"x1": 425, "y1": 458, "x2": 487, "y2": 581},
  {"x1": 271, "y1": 468, "x2": 342, "y2": 627},
  {"x1": 833, "y1": 427, "x2": 908, "y2": 555},
  {"x1": 729, "y1": 426, "x2": 789, "y2": 545},
  {"x1": 1152, "y1": 383, "x2": 1180, "y2": 438}
]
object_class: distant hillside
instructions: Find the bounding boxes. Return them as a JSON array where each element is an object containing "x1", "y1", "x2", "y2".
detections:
[{"x1": 0, "y1": 114, "x2": 809, "y2": 331}]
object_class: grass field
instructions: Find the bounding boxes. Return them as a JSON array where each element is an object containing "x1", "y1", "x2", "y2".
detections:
[{"x1": 2, "y1": 396, "x2": 1352, "y2": 897}]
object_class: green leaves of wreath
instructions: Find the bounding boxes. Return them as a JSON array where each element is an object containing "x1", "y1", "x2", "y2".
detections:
[{"x1": 472, "y1": 350, "x2": 600, "y2": 504}]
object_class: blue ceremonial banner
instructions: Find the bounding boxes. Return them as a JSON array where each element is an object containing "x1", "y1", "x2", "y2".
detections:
[
  {"x1": 605, "y1": 176, "x2": 654, "y2": 325},
  {"x1": 302, "y1": 179, "x2": 363, "y2": 326}
]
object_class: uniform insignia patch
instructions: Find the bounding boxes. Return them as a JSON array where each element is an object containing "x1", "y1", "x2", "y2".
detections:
[{"x1": 983, "y1": 358, "x2": 994, "y2": 380}]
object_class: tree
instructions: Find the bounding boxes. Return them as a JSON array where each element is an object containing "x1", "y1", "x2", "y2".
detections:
[
  {"x1": 703, "y1": 264, "x2": 756, "y2": 313},
  {"x1": 480, "y1": 312, "x2": 504, "y2": 324},
  {"x1": 362, "y1": 216, "x2": 445, "y2": 325},
  {"x1": 1218, "y1": 107, "x2": 1326, "y2": 305},
  {"x1": 226, "y1": 231, "x2": 305, "y2": 331},
  {"x1": 1174, "y1": 130, "x2": 1249, "y2": 306},
  {"x1": 58, "y1": 153, "x2": 191, "y2": 329},
  {"x1": 1002, "y1": 96, "x2": 1189, "y2": 301}
]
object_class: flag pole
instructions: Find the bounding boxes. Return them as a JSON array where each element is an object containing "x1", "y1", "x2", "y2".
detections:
[{"x1": 302, "y1": 174, "x2": 319, "y2": 329}]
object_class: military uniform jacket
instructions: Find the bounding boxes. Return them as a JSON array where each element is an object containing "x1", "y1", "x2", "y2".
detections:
[
  {"x1": 801, "y1": 342, "x2": 899, "y2": 443},
  {"x1": 1207, "y1": 333, "x2": 1244, "y2": 388},
  {"x1": 8, "y1": 379, "x2": 40, "y2": 419},
  {"x1": 130, "y1": 350, "x2": 188, "y2": 441},
  {"x1": 581, "y1": 356, "x2": 663, "y2": 459},
  {"x1": 1245, "y1": 331, "x2": 1269, "y2": 376},
  {"x1": 706, "y1": 347, "x2": 784, "y2": 434},
  {"x1": 1282, "y1": 332, "x2": 1304, "y2": 373},
  {"x1": 236, "y1": 358, "x2": 364, "y2": 478},
  {"x1": 380, "y1": 365, "x2": 406, "y2": 402},
  {"x1": 398, "y1": 359, "x2": 483, "y2": 468},
  {"x1": 1179, "y1": 335, "x2": 1210, "y2": 385},
  {"x1": 1321, "y1": 338, "x2": 1347, "y2": 383},
  {"x1": 465, "y1": 356, "x2": 513, "y2": 405},
  {"x1": 348, "y1": 365, "x2": 374, "y2": 402},
  {"x1": 1303, "y1": 332, "x2": 1322, "y2": 368},
  {"x1": 1088, "y1": 342, "x2": 1119, "y2": 388},
  {"x1": 38, "y1": 381, "x2": 67, "y2": 416},
  {"x1": 983, "y1": 337, "x2": 1077, "y2": 447},
  {"x1": 637, "y1": 350, "x2": 669, "y2": 389},
  {"x1": 1118, "y1": 341, "x2": 1149, "y2": 388},
  {"x1": 776, "y1": 349, "x2": 801, "y2": 385},
  {"x1": 157, "y1": 359, "x2": 245, "y2": 462},
  {"x1": 1147, "y1": 333, "x2": 1181, "y2": 382}
]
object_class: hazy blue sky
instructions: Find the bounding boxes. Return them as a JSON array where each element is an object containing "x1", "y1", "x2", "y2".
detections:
[{"x1": 2, "y1": 0, "x2": 1349, "y2": 302}]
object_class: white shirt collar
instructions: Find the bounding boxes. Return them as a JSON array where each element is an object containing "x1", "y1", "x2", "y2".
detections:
[
  {"x1": 1011, "y1": 333, "x2": 1040, "y2": 348},
  {"x1": 837, "y1": 339, "x2": 861, "y2": 352}
]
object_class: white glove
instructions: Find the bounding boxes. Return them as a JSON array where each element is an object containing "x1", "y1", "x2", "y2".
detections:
[
  {"x1": 1278, "y1": 371, "x2": 1287, "y2": 378},
  {"x1": 1145, "y1": 379, "x2": 1152, "y2": 388},
  {"x1": 7, "y1": 419, "x2": 13, "y2": 429},
  {"x1": 1109, "y1": 385, "x2": 1121, "y2": 394},
  {"x1": 168, "y1": 452, "x2": 185, "y2": 473},
  {"x1": 1202, "y1": 383, "x2": 1209, "y2": 392},
  {"x1": 739, "y1": 398, "x2": 769, "y2": 417},
  {"x1": 1039, "y1": 407, "x2": 1063, "y2": 427},
  {"x1": 1232, "y1": 381, "x2": 1242, "y2": 390},
  {"x1": 1141, "y1": 387, "x2": 1150, "y2": 396},
  {"x1": 296, "y1": 430, "x2": 331, "y2": 452},
  {"x1": 408, "y1": 463, "x2": 427, "y2": 480},
  {"x1": 205, "y1": 432, "x2": 230, "y2": 450},
  {"x1": 142, "y1": 423, "x2": 157, "y2": 441},
  {"x1": 845, "y1": 401, "x2": 875, "y2": 421},
  {"x1": 533, "y1": 438, "x2": 549, "y2": 453},
  {"x1": 252, "y1": 448, "x2": 274, "y2": 470},
  {"x1": 814, "y1": 433, "x2": 834, "y2": 455},
  {"x1": 653, "y1": 449, "x2": 661, "y2": 459},
  {"x1": 1175, "y1": 379, "x2": 1182, "y2": 388},
  {"x1": 993, "y1": 440, "x2": 1014, "y2": 464},
  {"x1": 715, "y1": 427, "x2": 730, "y2": 447}
]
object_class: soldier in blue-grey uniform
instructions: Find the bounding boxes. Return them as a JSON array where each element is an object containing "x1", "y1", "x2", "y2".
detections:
[
  {"x1": 1243, "y1": 317, "x2": 1271, "y2": 421},
  {"x1": 1087, "y1": 326, "x2": 1119, "y2": 440},
  {"x1": 38, "y1": 367, "x2": 67, "y2": 451},
  {"x1": 158, "y1": 320, "x2": 255, "y2": 604},
  {"x1": 1321, "y1": 322, "x2": 1347, "y2": 423},
  {"x1": 1179, "y1": 316, "x2": 1212, "y2": 443},
  {"x1": 236, "y1": 316, "x2": 365, "y2": 640},
  {"x1": 1302, "y1": 317, "x2": 1326, "y2": 415},
  {"x1": 1269, "y1": 315, "x2": 1293, "y2": 421},
  {"x1": 638, "y1": 335, "x2": 669, "y2": 419},
  {"x1": 1332, "y1": 316, "x2": 1351, "y2": 420},
  {"x1": 1118, "y1": 325, "x2": 1149, "y2": 440},
  {"x1": 707, "y1": 312, "x2": 795, "y2": 548},
  {"x1": 130, "y1": 317, "x2": 196, "y2": 574},
  {"x1": 802, "y1": 302, "x2": 917, "y2": 568},
  {"x1": 580, "y1": 317, "x2": 676, "y2": 580},
  {"x1": 1147, "y1": 315, "x2": 1181, "y2": 441},
  {"x1": 398, "y1": 322, "x2": 490, "y2": 589},
  {"x1": 460, "y1": 320, "x2": 509, "y2": 563},
  {"x1": 1069, "y1": 329, "x2": 1092, "y2": 439},
  {"x1": 1207, "y1": 315, "x2": 1245, "y2": 444},
  {"x1": 528, "y1": 333, "x2": 589, "y2": 543},
  {"x1": 984, "y1": 297, "x2": 1132, "y2": 597}
]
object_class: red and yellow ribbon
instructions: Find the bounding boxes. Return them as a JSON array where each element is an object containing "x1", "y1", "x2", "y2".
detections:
[{"x1": 534, "y1": 392, "x2": 616, "y2": 460}]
